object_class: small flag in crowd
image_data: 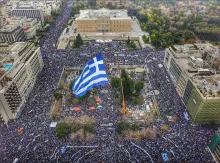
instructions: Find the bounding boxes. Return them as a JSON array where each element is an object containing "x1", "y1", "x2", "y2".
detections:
[
  {"x1": 60, "y1": 146, "x2": 66, "y2": 154},
  {"x1": 72, "y1": 53, "x2": 109, "y2": 97},
  {"x1": 183, "y1": 111, "x2": 189, "y2": 121}
]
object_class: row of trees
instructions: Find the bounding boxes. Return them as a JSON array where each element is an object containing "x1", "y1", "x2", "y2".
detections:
[
  {"x1": 171, "y1": 11, "x2": 220, "y2": 42},
  {"x1": 55, "y1": 115, "x2": 96, "y2": 141},
  {"x1": 116, "y1": 120, "x2": 156, "y2": 140},
  {"x1": 126, "y1": 37, "x2": 137, "y2": 49},
  {"x1": 134, "y1": 9, "x2": 175, "y2": 49}
]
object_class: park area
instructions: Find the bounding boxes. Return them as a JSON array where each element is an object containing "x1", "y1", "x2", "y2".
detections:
[{"x1": 49, "y1": 66, "x2": 166, "y2": 142}]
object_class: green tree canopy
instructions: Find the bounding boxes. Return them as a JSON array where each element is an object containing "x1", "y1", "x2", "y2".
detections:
[
  {"x1": 121, "y1": 69, "x2": 135, "y2": 99},
  {"x1": 135, "y1": 81, "x2": 144, "y2": 94},
  {"x1": 116, "y1": 120, "x2": 140, "y2": 134},
  {"x1": 111, "y1": 77, "x2": 121, "y2": 88},
  {"x1": 54, "y1": 92, "x2": 63, "y2": 101},
  {"x1": 55, "y1": 122, "x2": 70, "y2": 138},
  {"x1": 74, "y1": 34, "x2": 83, "y2": 48},
  {"x1": 184, "y1": 30, "x2": 196, "y2": 43}
]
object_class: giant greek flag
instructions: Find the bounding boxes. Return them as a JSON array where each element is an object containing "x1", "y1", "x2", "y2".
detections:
[{"x1": 72, "y1": 53, "x2": 109, "y2": 97}]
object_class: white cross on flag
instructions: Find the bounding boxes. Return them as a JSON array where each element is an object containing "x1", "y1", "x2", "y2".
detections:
[{"x1": 72, "y1": 53, "x2": 109, "y2": 97}]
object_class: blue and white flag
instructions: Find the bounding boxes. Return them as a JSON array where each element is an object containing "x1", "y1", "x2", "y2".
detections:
[
  {"x1": 183, "y1": 111, "x2": 189, "y2": 121},
  {"x1": 60, "y1": 146, "x2": 66, "y2": 154},
  {"x1": 72, "y1": 53, "x2": 109, "y2": 97}
]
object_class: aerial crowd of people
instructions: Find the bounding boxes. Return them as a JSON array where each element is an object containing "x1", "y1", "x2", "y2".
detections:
[{"x1": 0, "y1": 0, "x2": 217, "y2": 162}]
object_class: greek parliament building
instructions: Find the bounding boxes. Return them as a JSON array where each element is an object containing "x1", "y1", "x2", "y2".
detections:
[
  {"x1": 0, "y1": 42, "x2": 44, "y2": 125},
  {"x1": 75, "y1": 8, "x2": 132, "y2": 33},
  {"x1": 164, "y1": 43, "x2": 220, "y2": 124}
]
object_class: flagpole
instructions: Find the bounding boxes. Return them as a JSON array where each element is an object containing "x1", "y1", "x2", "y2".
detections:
[{"x1": 116, "y1": 52, "x2": 126, "y2": 114}]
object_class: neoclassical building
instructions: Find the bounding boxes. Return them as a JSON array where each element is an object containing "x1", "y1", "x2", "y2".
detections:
[{"x1": 75, "y1": 8, "x2": 132, "y2": 33}]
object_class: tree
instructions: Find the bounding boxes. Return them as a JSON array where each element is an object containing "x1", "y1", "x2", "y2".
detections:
[
  {"x1": 69, "y1": 81, "x2": 74, "y2": 90},
  {"x1": 64, "y1": 116, "x2": 74, "y2": 126},
  {"x1": 156, "y1": 82, "x2": 161, "y2": 88},
  {"x1": 51, "y1": 10, "x2": 59, "y2": 18},
  {"x1": 141, "y1": 71, "x2": 146, "y2": 80},
  {"x1": 116, "y1": 121, "x2": 140, "y2": 134},
  {"x1": 83, "y1": 124, "x2": 96, "y2": 133},
  {"x1": 152, "y1": 9, "x2": 162, "y2": 16},
  {"x1": 161, "y1": 124, "x2": 169, "y2": 132},
  {"x1": 55, "y1": 122, "x2": 70, "y2": 138},
  {"x1": 137, "y1": 12, "x2": 148, "y2": 23},
  {"x1": 54, "y1": 92, "x2": 63, "y2": 101},
  {"x1": 142, "y1": 35, "x2": 149, "y2": 44},
  {"x1": 74, "y1": 34, "x2": 83, "y2": 48},
  {"x1": 161, "y1": 32, "x2": 174, "y2": 48},
  {"x1": 127, "y1": 36, "x2": 131, "y2": 44},
  {"x1": 121, "y1": 69, "x2": 135, "y2": 99},
  {"x1": 135, "y1": 81, "x2": 144, "y2": 94},
  {"x1": 183, "y1": 30, "x2": 197, "y2": 43},
  {"x1": 107, "y1": 2, "x2": 114, "y2": 9},
  {"x1": 146, "y1": 23, "x2": 159, "y2": 32},
  {"x1": 151, "y1": 39, "x2": 161, "y2": 49},
  {"x1": 130, "y1": 41, "x2": 137, "y2": 49},
  {"x1": 92, "y1": 88, "x2": 98, "y2": 95},
  {"x1": 77, "y1": 91, "x2": 90, "y2": 102}
]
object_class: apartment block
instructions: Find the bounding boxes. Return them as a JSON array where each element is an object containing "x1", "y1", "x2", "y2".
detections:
[
  {"x1": 208, "y1": 131, "x2": 220, "y2": 163},
  {"x1": 8, "y1": 7, "x2": 44, "y2": 26},
  {"x1": 8, "y1": 16, "x2": 42, "y2": 39},
  {"x1": 164, "y1": 43, "x2": 220, "y2": 124},
  {"x1": 0, "y1": 42, "x2": 44, "y2": 125},
  {"x1": 0, "y1": 0, "x2": 7, "y2": 27},
  {"x1": 0, "y1": 24, "x2": 26, "y2": 43},
  {"x1": 6, "y1": 0, "x2": 64, "y2": 16}
]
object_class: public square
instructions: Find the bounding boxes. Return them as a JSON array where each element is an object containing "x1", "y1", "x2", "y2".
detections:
[{"x1": 0, "y1": 0, "x2": 216, "y2": 162}]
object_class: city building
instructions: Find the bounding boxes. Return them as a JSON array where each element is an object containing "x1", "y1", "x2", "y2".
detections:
[
  {"x1": 0, "y1": 24, "x2": 26, "y2": 43},
  {"x1": 8, "y1": 16, "x2": 42, "y2": 39},
  {"x1": 8, "y1": 7, "x2": 44, "y2": 26},
  {"x1": 76, "y1": 8, "x2": 132, "y2": 33},
  {"x1": 208, "y1": 130, "x2": 220, "y2": 163},
  {"x1": 0, "y1": 42, "x2": 44, "y2": 125},
  {"x1": 164, "y1": 43, "x2": 220, "y2": 124},
  {"x1": 6, "y1": 0, "x2": 64, "y2": 17},
  {"x1": 0, "y1": 0, "x2": 7, "y2": 27}
]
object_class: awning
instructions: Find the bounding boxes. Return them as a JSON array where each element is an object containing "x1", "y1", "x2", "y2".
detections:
[
  {"x1": 74, "y1": 107, "x2": 80, "y2": 111},
  {"x1": 96, "y1": 98, "x2": 101, "y2": 103},
  {"x1": 90, "y1": 106, "x2": 95, "y2": 110}
]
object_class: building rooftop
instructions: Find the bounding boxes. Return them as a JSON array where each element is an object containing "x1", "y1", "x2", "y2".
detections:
[
  {"x1": 167, "y1": 44, "x2": 220, "y2": 98},
  {"x1": 0, "y1": 24, "x2": 19, "y2": 33},
  {"x1": 0, "y1": 42, "x2": 35, "y2": 79},
  {"x1": 76, "y1": 8, "x2": 131, "y2": 20}
]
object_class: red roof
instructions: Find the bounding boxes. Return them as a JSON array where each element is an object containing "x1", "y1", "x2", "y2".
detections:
[
  {"x1": 24, "y1": 27, "x2": 30, "y2": 32},
  {"x1": 8, "y1": 16, "x2": 12, "y2": 19}
]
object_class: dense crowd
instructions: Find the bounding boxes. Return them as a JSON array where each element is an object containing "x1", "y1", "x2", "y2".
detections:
[{"x1": 0, "y1": 0, "x2": 216, "y2": 162}]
